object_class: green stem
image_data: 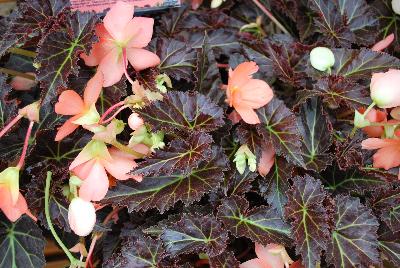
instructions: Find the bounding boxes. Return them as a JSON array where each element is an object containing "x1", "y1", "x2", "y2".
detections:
[
  {"x1": 112, "y1": 141, "x2": 144, "y2": 158},
  {"x1": 45, "y1": 172, "x2": 85, "y2": 268},
  {"x1": 8, "y1": 47, "x2": 37, "y2": 58},
  {"x1": 350, "y1": 102, "x2": 376, "y2": 137},
  {"x1": 327, "y1": 67, "x2": 332, "y2": 75},
  {"x1": 0, "y1": 68, "x2": 35, "y2": 80},
  {"x1": 363, "y1": 102, "x2": 376, "y2": 117}
]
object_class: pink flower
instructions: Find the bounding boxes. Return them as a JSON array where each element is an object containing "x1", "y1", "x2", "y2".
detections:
[
  {"x1": 68, "y1": 197, "x2": 96, "y2": 236},
  {"x1": 70, "y1": 140, "x2": 141, "y2": 202},
  {"x1": 258, "y1": 143, "x2": 275, "y2": 176},
  {"x1": 240, "y1": 243, "x2": 293, "y2": 268},
  {"x1": 0, "y1": 167, "x2": 33, "y2": 222},
  {"x1": 358, "y1": 107, "x2": 387, "y2": 138},
  {"x1": 81, "y1": 1, "x2": 160, "y2": 87},
  {"x1": 370, "y1": 69, "x2": 400, "y2": 108},
  {"x1": 362, "y1": 137, "x2": 400, "y2": 178},
  {"x1": 54, "y1": 71, "x2": 103, "y2": 141},
  {"x1": 226, "y1": 62, "x2": 273, "y2": 124}
]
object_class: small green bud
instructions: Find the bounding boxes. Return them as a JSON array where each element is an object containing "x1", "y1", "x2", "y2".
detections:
[
  {"x1": 233, "y1": 145, "x2": 257, "y2": 174},
  {"x1": 353, "y1": 110, "x2": 371, "y2": 128},
  {"x1": 150, "y1": 131, "x2": 165, "y2": 151},
  {"x1": 310, "y1": 47, "x2": 335, "y2": 72},
  {"x1": 156, "y1": 74, "x2": 172, "y2": 93},
  {"x1": 0, "y1": 167, "x2": 20, "y2": 204}
]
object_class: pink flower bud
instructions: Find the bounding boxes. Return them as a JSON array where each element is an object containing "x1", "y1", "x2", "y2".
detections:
[
  {"x1": 68, "y1": 197, "x2": 96, "y2": 236},
  {"x1": 10, "y1": 72, "x2": 36, "y2": 91},
  {"x1": 128, "y1": 113, "x2": 144, "y2": 130},
  {"x1": 370, "y1": 69, "x2": 400, "y2": 108}
]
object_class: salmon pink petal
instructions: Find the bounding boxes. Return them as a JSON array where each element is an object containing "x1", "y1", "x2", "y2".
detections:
[
  {"x1": 359, "y1": 107, "x2": 386, "y2": 137},
  {"x1": 130, "y1": 143, "x2": 151, "y2": 156},
  {"x1": 126, "y1": 48, "x2": 160, "y2": 71},
  {"x1": 240, "y1": 258, "x2": 267, "y2": 268},
  {"x1": 84, "y1": 71, "x2": 104, "y2": 106},
  {"x1": 361, "y1": 138, "x2": 396, "y2": 150},
  {"x1": 103, "y1": 1, "x2": 134, "y2": 41},
  {"x1": 255, "y1": 243, "x2": 285, "y2": 268},
  {"x1": 125, "y1": 17, "x2": 155, "y2": 48},
  {"x1": 237, "y1": 79, "x2": 273, "y2": 109},
  {"x1": 103, "y1": 147, "x2": 140, "y2": 181},
  {"x1": 98, "y1": 48, "x2": 125, "y2": 87},
  {"x1": 258, "y1": 145, "x2": 275, "y2": 176},
  {"x1": 372, "y1": 33, "x2": 395, "y2": 52},
  {"x1": 95, "y1": 23, "x2": 113, "y2": 40},
  {"x1": 81, "y1": 41, "x2": 114, "y2": 67},
  {"x1": 55, "y1": 90, "x2": 84, "y2": 115},
  {"x1": 55, "y1": 116, "x2": 80, "y2": 141},
  {"x1": 78, "y1": 160, "x2": 109, "y2": 202},
  {"x1": 71, "y1": 159, "x2": 97, "y2": 180},
  {"x1": 229, "y1": 61, "x2": 259, "y2": 89},
  {"x1": 0, "y1": 187, "x2": 28, "y2": 222},
  {"x1": 372, "y1": 146, "x2": 400, "y2": 170},
  {"x1": 80, "y1": 25, "x2": 115, "y2": 66},
  {"x1": 234, "y1": 105, "x2": 261, "y2": 124}
]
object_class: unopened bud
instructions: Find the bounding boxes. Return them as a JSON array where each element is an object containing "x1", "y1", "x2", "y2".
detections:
[{"x1": 310, "y1": 47, "x2": 335, "y2": 72}]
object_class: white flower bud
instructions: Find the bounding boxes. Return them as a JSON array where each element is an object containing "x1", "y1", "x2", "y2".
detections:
[
  {"x1": 392, "y1": 0, "x2": 400, "y2": 15},
  {"x1": 68, "y1": 197, "x2": 96, "y2": 236},
  {"x1": 310, "y1": 47, "x2": 335, "y2": 72},
  {"x1": 211, "y1": 0, "x2": 225, "y2": 8}
]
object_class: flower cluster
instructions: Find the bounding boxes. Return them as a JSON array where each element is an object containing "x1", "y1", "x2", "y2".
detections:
[{"x1": 3, "y1": 0, "x2": 400, "y2": 267}]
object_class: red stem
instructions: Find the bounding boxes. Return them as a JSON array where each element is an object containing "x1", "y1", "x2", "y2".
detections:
[
  {"x1": 101, "y1": 105, "x2": 129, "y2": 125},
  {"x1": 251, "y1": 0, "x2": 290, "y2": 35},
  {"x1": 0, "y1": 114, "x2": 23, "y2": 138},
  {"x1": 85, "y1": 207, "x2": 121, "y2": 268},
  {"x1": 17, "y1": 121, "x2": 34, "y2": 169},
  {"x1": 217, "y1": 63, "x2": 229, "y2": 68},
  {"x1": 99, "y1": 101, "x2": 125, "y2": 124},
  {"x1": 122, "y1": 48, "x2": 136, "y2": 85}
]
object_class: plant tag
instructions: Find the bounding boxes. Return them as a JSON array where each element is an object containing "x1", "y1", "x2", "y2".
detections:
[{"x1": 70, "y1": 0, "x2": 181, "y2": 13}]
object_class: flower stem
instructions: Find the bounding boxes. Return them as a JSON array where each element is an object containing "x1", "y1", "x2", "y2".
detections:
[
  {"x1": 0, "y1": 114, "x2": 22, "y2": 138},
  {"x1": 101, "y1": 105, "x2": 129, "y2": 124},
  {"x1": 85, "y1": 207, "x2": 121, "y2": 268},
  {"x1": 363, "y1": 102, "x2": 376, "y2": 117},
  {"x1": 112, "y1": 141, "x2": 144, "y2": 158},
  {"x1": 251, "y1": 0, "x2": 290, "y2": 35},
  {"x1": 0, "y1": 68, "x2": 35, "y2": 80},
  {"x1": 99, "y1": 101, "x2": 125, "y2": 124},
  {"x1": 350, "y1": 102, "x2": 376, "y2": 137},
  {"x1": 16, "y1": 121, "x2": 34, "y2": 169},
  {"x1": 45, "y1": 171, "x2": 85, "y2": 268}
]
